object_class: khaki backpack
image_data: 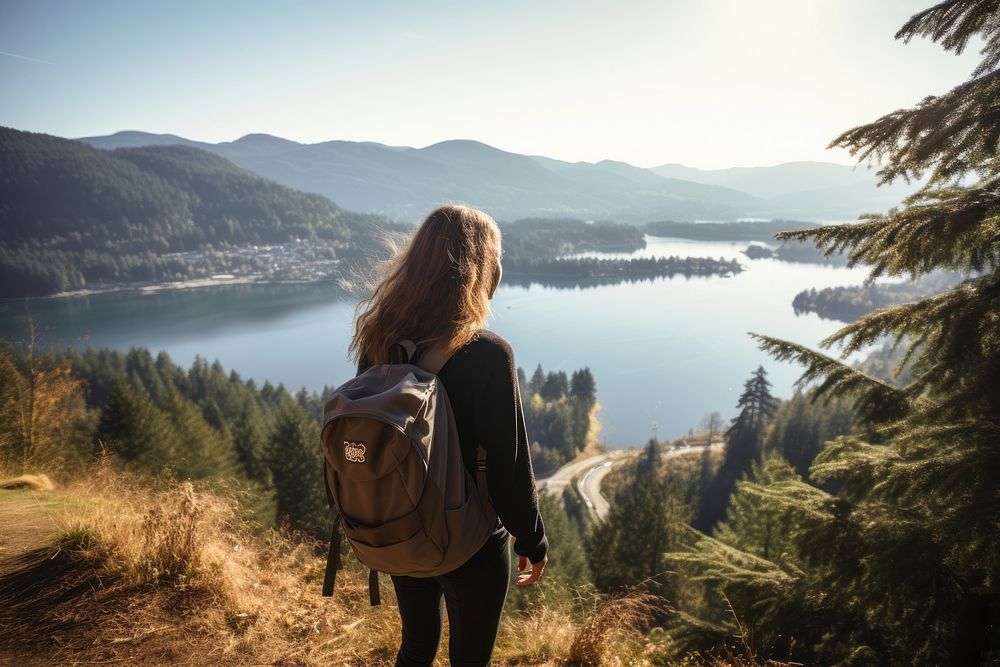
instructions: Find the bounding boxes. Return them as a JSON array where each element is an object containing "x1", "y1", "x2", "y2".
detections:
[{"x1": 320, "y1": 340, "x2": 497, "y2": 604}]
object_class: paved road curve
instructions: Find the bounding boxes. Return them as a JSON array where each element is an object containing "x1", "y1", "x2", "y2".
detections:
[
  {"x1": 536, "y1": 450, "x2": 634, "y2": 521},
  {"x1": 537, "y1": 441, "x2": 724, "y2": 521}
]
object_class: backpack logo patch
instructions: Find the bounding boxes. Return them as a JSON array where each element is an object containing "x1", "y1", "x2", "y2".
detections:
[{"x1": 344, "y1": 441, "x2": 366, "y2": 463}]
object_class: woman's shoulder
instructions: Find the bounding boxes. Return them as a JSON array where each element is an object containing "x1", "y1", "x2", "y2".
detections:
[{"x1": 454, "y1": 329, "x2": 515, "y2": 365}]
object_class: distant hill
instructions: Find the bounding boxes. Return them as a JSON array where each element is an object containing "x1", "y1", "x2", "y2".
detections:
[
  {"x1": 80, "y1": 131, "x2": 765, "y2": 222},
  {"x1": 650, "y1": 160, "x2": 923, "y2": 217},
  {"x1": 79, "y1": 131, "x2": 921, "y2": 222},
  {"x1": 0, "y1": 127, "x2": 392, "y2": 297},
  {"x1": 648, "y1": 161, "x2": 870, "y2": 198}
]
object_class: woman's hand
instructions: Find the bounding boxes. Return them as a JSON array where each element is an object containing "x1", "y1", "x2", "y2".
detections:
[{"x1": 516, "y1": 554, "x2": 547, "y2": 586}]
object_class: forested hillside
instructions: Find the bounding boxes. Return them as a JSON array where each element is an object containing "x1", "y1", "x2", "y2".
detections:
[
  {"x1": 791, "y1": 269, "x2": 967, "y2": 322},
  {"x1": 0, "y1": 127, "x2": 395, "y2": 296},
  {"x1": 0, "y1": 329, "x2": 598, "y2": 537},
  {"x1": 77, "y1": 132, "x2": 764, "y2": 223},
  {"x1": 78, "y1": 130, "x2": 920, "y2": 222},
  {"x1": 498, "y1": 218, "x2": 744, "y2": 285}
]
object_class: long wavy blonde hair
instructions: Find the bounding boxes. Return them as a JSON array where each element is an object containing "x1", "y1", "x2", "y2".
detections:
[{"x1": 349, "y1": 205, "x2": 502, "y2": 365}]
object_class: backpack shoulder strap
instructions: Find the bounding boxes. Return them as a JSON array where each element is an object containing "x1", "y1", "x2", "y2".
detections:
[
  {"x1": 390, "y1": 339, "x2": 417, "y2": 364},
  {"x1": 369, "y1": 568, "x2": 381, "y2": 606},
  {"x1": 322, "y1": 459, "x2": 344, "y2": 597},
  {"x1": 322, "y1": 526, "x2": 342, "y2": 597}
]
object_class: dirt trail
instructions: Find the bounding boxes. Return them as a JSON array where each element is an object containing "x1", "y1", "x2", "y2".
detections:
[{"x1": 0, "y1": 491, "x2": 60, "y2": 576}]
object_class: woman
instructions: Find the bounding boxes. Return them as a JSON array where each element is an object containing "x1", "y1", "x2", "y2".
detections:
[{"x1": 349, "y1": 204, "x2": 548, "y2": 666}]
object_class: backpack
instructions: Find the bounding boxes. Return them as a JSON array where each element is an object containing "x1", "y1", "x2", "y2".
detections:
[{"x1": 320, "y1": 340, "x2": 497, "y2": 605}]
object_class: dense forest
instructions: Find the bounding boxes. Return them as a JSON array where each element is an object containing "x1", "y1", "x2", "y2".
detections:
[
  {"x1": 0, "y1": 326, "x2": 596, "y2": 535},
  {"x1": 792, "y1": 269, "x2": 967, "y2": 321},
  {"x1": 519, "y1": 364, "x2": 599, "y2": 474},
  {"x1": 500, "y1": 217, "x2": 647, "y2": 255},
  {"x1": 497, "y1": 218, "x2": 747, "y2": 284},
  {"x1": 0, "y1": 127, "x2": 398, "y2": 297},
  {"x1": 741, "y1": 240, "x2": 850, "y2": 265},
  {"x1": 501, "y1": 255, "x2": 743, "y2": 287}
]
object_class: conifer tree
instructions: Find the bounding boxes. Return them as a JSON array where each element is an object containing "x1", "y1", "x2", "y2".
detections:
[
  {"x1": 588, "y1": 439, "x2": 691, "y2": 598},
  {"x1": 231, "y1": 405, "x2": 272, "y2": 483},
  {"x1": 529, "y1": 364, "x2": 545, "y2": 394},
  {"x1": 693, "y1": 446, "x2": 713, "y2": 507},
  {"x1": 95, "y1": 380, "x2": 182, "y2": 472},
  {"x1": 764, "y1": 388, "x2": 855, "y2": 480},
  {"x1": 540, "y1": 370, "x2": 569, "y2": 401},
  {"x1": 266, "y1": 403, "x2": 327, "y2": 535},
  {"x1": 161, "y1": 388, "x2": 239, "y2": 480},
  {"x1": 713, "y1": 451, "x2": 801, "y2": 562},
  {"x1": 507, "y1": 492, "x2": 593, "y2": 610},
  {"x1": 561, "y1": 485, "x2": 589, "y2": 536},
  {"x1": 125, "y1": 347, "x2": 170, "y2": 403},
  {"x1": 694, "y1": 366, "x2": 776, "y2": 533},
  {"x1": 569, "y1": 367, "x2": 597, "y2": 451},
  {"x1": 671, "y1": 3, "x2": 1000, "y2": 663},
  {"x1": 570, "y1": 367, "x2": 597, "y2": 406}
]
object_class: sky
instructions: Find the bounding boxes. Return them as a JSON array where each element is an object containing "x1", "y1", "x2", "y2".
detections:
[{"x1": 0, "y1": 0, "x2": 987, "y2": 170}]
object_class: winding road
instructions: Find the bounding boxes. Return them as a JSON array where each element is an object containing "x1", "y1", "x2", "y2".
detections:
[{"x1": 537, "y1": 440, "x2": 724, "y2": 521}]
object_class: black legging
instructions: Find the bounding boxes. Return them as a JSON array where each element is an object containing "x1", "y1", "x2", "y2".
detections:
[{"x1": 391, "y1": 529, "x2": 511, "y2": 666}]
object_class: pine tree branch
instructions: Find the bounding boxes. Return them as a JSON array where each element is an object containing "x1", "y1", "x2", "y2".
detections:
[
  {"x1": 748, "y1": 332, "x2": 910, "y2": 424},
  {"x1": 817, "y1": 270, "x2": 1000, "y2": 415},
  {"x1": 809, "y1": 435, "x2": 898, "y2": 495},
  {"x1": 896, "y1": 0, "x2": 1000, "y2": 78},
  {"x1": 826, "y1": 67, "x2": 1000, "y2": 188},
  {"x1": 775, "y1": 178, "x2": 1000, "y2": 281}
]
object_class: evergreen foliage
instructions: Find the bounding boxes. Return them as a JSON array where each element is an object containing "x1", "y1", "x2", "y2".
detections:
[
  {"x1": 587, "y1": 440, "x2": 692, "y2": 601},
  {"x1": 95, "y1": 380, "x2": 183, "y2": 472},
  {"x1": 522, "y1": 364, "x2": 599, "y2": 474},
  {"x1": 506, "y1": 491, "x2": 593, "y2": 612},
  {"x1": 561, "y1": 485, "x2": 590, "y2": 537},
  {"x1": 266, "y1": 404, "x2": 327, "y2": 535},
  {"x1": 762, "y1": 387, "x2": 855, "y2": 481},
  {"x1": 642, "y1": 220, "x2": 820, "y2": 241},
  {"x1": 9, "y1": 341, "x2": 336, "y2": 536},
  {"x1": 693, "y1": 366, "x2": 777, "y2": 533},
  {"x1": 712, "y1": 451, "x2": 802, "y2": 562},
  {"x1": 791, "y1": 269, "x2": 966, "y2": 322},
  {"x1": 668, "y1": 4, "x2": 1000, "y2": 662},
  {"x1": 2, "y1": 334, "x2": 600, "y2": 549}
]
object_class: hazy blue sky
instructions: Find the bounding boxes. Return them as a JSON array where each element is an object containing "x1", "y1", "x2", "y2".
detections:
[{"x1": 0, "y1": 0, "x2": 986, "y2": 169}]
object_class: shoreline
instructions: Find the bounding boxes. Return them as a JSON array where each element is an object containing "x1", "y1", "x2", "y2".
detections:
[
  {"x1": 37, "y1": 275, "x2": 261, "y2": 301},
  {"x1": 1, "y1": 275, "x2": 343, "y2": 302}
]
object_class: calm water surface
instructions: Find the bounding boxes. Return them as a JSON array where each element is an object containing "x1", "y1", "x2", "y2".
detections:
[{"x1": 0, "y1": 236, "x2": 883, "y2": 445}]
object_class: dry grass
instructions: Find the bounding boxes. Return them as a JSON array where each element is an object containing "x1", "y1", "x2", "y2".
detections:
[
  {"x1": 0, "y1": 463, "x2": 405, "y2": 665},
  {"x1": 0, "y1": 473, "x2": 54, "y2": 491},
  {"x1": 0, "y1": 462, "x2": 798, "y2": 666},
  {"x1": 565, "y1": 590, "x2": 663, "y2": 666},
  {"x1": 495, "y1": 604, "x2": 578, "y2": 665}
]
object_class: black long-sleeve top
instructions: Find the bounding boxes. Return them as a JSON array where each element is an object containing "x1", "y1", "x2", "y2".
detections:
[{"x1": 358, "y1": 329, "x2": 548, "y2": 564}]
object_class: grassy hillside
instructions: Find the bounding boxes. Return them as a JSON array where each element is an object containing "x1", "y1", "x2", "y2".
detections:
[{"x1": 0, "y1": 467, "x2": 674, "y2": 666}]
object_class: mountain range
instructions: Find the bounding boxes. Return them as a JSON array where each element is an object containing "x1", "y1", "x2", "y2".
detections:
[{"x1": 77, "y1": 131, "x2": 921, "y2": 223}]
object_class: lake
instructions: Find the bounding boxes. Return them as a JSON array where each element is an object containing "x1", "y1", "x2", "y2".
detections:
[{"x1": 0, "y1": 236, "x2": 883, "y2": 446}]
